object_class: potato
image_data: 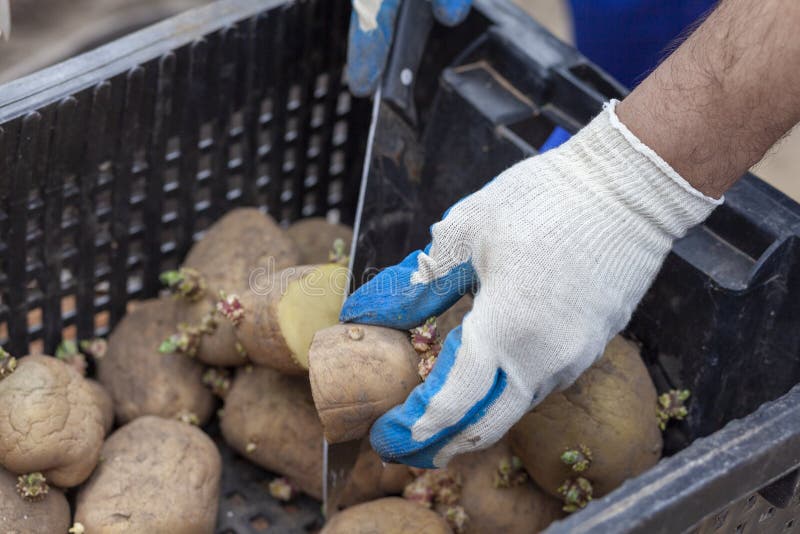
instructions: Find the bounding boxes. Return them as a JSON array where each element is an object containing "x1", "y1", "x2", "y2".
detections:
[
  {"x1": 87, "y1": 378, "x2": 114, "y2": 435},
  {"x1": 309, "y1": 324, "x2": 420, "y2": 443},
  {"x1": 287, "y1": 217, "x2": 354, "y2": 264},
  {"x1": 177, "y1": 208, "x2": 301, "y2": 366},
  {"x1": 509, "y1": 336, "x2": 663, "y2": 501},
  {"x1": 341, "y1": 439, "x2": 414, "y2": 507},
  {"x1": 185, "y1": 208, "x2": 300, "y2": 294},
  {"x1": 220, "y1": 366, "x2": 323, "y2": 498},
  {"x1": 0, "y1": 467, "x2": 70, "y2": 534},
  {"x1": 322, "y1": 497, "x2": 452, "y2": 534},
  {"x1": 0, "y1": 355, "x2": 105, "y2": 487},
  {"x1": 449, "y1": 439, "x2": 563, "y2": 533},
  {"x1": 75, "y1": 416, "x2": 221, "y2": 534},
  {"x1": 98, "y1": 298, "x2": 214, "y2": 425},
  {"x1": 222, "y1": 263, "x2": 348, "y2": 374},
  {"x1": 176, "y1": 299, "x2": 245, "y2": 367},
  {"x1": 437, "y1": 294, "x2": 473, "y2": 339}
]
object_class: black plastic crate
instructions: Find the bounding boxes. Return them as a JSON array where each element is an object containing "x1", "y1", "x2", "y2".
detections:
[
  {"x1": 0, "y1": 1, "x2": 367, "y2": 531},
  {"x1": 1, "y1": 0, "x2": 799, "y2": 533}
]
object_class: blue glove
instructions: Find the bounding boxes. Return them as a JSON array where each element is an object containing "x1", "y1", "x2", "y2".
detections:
[{"x1": 347, "y1": 0, "x2": 472, "y2": 96}]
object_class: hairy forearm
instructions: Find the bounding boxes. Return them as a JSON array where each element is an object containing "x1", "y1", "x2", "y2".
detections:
[{"x1": 617, "y1": 0, "x2": 800, "y2": 198}]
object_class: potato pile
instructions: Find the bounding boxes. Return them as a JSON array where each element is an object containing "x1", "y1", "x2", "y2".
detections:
[
  {"x1": 308, "y1": 299, "x2": 669, "y2": 532},
  {"x1": 1, "y1": 209, "x2": 676, "y2": 533}
]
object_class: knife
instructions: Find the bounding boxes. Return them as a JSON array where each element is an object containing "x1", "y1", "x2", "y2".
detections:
[{"x1": 323, "y1": 0, "x2": 434, "y2": 517}]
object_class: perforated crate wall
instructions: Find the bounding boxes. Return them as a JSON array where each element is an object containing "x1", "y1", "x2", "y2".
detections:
[{"x1": 0, "y1": 0, "x2": 371, "y2": 356}]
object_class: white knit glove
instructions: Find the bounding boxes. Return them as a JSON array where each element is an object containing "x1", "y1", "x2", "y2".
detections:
[{"x1": 340, "y1": 100, "x2": 722, "y2": 468}]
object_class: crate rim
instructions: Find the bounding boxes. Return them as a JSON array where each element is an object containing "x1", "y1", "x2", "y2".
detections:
[{"x1": 0, "y1": 0, "x2": 288, "y2": 123}]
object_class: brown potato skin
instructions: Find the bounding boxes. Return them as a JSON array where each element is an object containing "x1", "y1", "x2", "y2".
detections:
[
  {"x1": 509, "y1": 336, "x2": 663, "y2": 498},
  {"x1": 0, "y1": 467, "x2": 71, "y2": 534},
  {"x1": 0, "y1": 355, "x2": 105, "y2": 488},
  {"x1": 184, "y1": 207, "x2": 300, "y2": 294},
  {"x1": 341, "y1": 439, "x2": 414, "y2": 507},
  {"x1": 220, "y1": 366, "x2": 323, "y2": 498},
  {"x1": 229, "y1": 270, "x2": 308, "y2": 375},
  {"x1": 437, "y1": 294, "x2": 473, "y2": 339},
  {"x1": 286, "y1": 217, "x2": 354, "y2": 264},
  {"x1": 98, "y1": 298, "x2": 214, "y2": 425},
  {"x1": 309, "y1": 324, "x2": 421, "y2": 443},
  {"x1": 75, "y1": 416, "x2": 221, "y2": 534},
  {"x1": 450, "y1": 439, "x2": 564, "y2": 534},
  {"x1": 87, "y1": 378, "x2": 115, "y2": 435},
  {"x1": 322, "y1": 497, "x2": 452, "y2": 534},
  {"x1": 181, "y1": 208, "x2": 300, "y2": 366},
  {"x1": 179, "y1": 299, "x2": 246, "y2": 367}
]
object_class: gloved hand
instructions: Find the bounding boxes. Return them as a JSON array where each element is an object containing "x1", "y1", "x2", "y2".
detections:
[
  {"x1": 347, "y1": 0, "x2": 472, "y2": 96},
  {"x1": 341, "y1": 100, "x2": 722, "y2": 468}
]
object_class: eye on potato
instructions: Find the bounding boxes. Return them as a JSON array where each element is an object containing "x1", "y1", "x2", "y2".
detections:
[
  {"x1": 168, "y1": 208, "x2": 301, "y2": 367},
  {"x1": 220, "y1": 262, "x2": 348, "y2": 374},
  {"x1": 0, "y1": 467, "x2": 70, "y2": 534},
  {"x1": 75, "y1": 416, "x2": 221, "y2": 534},
  {"x1": 0, "y1": 355, "x2": 106, "y2": 488},
  {"x1": 308, "y1": 323, "x2": 421, "y2": 443},
  {"x1": 449, "y1": 439, "x2": 564, "y2": 533}
]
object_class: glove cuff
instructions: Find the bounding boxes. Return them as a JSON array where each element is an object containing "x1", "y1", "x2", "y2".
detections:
[{"x1": 547, "y1": 99, "x2": 723, "y2": 240}]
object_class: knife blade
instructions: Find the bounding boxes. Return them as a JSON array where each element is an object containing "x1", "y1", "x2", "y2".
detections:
[
  {"x1": 322, "y1": 86, "x2": 383, "y2": 517},
  {"x1": 322, "y1": 0, "x2": 435, "y2": 517}
]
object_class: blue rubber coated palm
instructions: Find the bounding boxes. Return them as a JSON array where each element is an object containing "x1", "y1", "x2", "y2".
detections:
[
  {"x1": 341, "y1": 247, "x2": 489, "y2": 468},
  {"x1": 346, "y1": 0, "x2": 472, "y2": 96}
]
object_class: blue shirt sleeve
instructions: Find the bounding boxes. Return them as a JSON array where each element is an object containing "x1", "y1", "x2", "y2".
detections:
[{"x1": 568, "y1": 0, "x2": 716, "y2": 89}]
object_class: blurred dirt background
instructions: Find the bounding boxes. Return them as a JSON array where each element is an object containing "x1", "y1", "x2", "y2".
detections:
[
  {"x1": 0, "y1": 0, "x2": 211, "y2": 82},
  {"x1": 0, "y1": 0, "x2": 796, "y2": 199}
]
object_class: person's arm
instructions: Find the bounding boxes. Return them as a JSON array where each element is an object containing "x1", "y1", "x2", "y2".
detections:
[{"x1": 618, "y1": 0, "x2": 800, "y2": 198}]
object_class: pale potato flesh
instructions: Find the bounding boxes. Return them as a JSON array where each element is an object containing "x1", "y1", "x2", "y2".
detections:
[{"x1": 277, "y1": 264, "x2": 348, "y2": 368}]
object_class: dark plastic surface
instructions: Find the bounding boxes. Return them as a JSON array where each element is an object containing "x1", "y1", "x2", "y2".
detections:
[
  {"x1": 0, "y1": 0, "x2": 370, "y2": 355},
  {"x1": 0, "y1": 0, "x2": 799, "y2": 532},
  {"x1": 216, "y1": 433, "x2": 324, "y2": 533}
]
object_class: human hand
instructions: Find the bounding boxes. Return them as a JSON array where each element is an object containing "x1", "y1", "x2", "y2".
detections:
[
  {"x1": 340, "y1": 101, "x2": 721, "y2": 468},
  {"x1": 346, "y1": 0, "x2": 472, "y2": 96}
]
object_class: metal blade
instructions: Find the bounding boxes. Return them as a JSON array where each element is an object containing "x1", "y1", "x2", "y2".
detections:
[
  {"x1": 322, "y1": 86, "x2": 383, "y2": 518},
  {"x1": 322, "y1": 439, "x2": 363, "y2": 515},
  {"x1": 0, "y1": 0, "x2": 10, "y2": 42}
]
